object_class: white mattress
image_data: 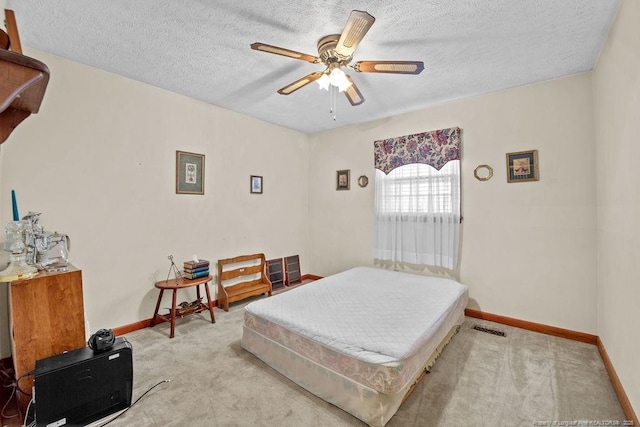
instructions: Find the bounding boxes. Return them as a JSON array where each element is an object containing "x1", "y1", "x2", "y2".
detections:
[{"x1": 243, "y1": 266, "x2": 468, "y2": 394}]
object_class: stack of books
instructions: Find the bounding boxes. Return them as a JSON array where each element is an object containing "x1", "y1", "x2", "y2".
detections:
[{"x1": 183, "y1": 259, "x2": 210, "y2": 280}]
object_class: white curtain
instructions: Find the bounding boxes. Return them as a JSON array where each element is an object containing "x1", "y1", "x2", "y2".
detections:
[{"x1": 373, "y1": 160, "x2": 461, "y2": 269}]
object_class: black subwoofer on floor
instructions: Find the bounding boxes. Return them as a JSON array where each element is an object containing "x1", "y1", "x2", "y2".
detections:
[{"x1": 34, "y1": 337, "x2": 133, "y2": 427}]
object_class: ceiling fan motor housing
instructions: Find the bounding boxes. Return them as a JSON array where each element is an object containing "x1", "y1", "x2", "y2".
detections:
[{"x1": 317, "y1": 34, "x2": 352, "y2": 68}]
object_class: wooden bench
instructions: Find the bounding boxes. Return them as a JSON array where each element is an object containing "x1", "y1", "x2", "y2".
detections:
[{"x1": 217, "y1": 253, "x2": 272, "y2": 312}]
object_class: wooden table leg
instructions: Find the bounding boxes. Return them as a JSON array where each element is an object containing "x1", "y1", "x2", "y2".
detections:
[
  {"x1": 151, "y1": 289, "x2": 165, "y2": 327},
  {"x1": 204, "y1": 283, "x2": 215, "y2": 323},
  {"x1": 170, "y1": 289, "x2": 177, "y2": 338}
]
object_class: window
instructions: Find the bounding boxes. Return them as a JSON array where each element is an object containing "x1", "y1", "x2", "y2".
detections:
[
  {"x1": 376, "y1": 162, "x2": 459, "y2": 215},
  {"x1": 373, "y1": 160, "x2": 461, "y2": 269}
]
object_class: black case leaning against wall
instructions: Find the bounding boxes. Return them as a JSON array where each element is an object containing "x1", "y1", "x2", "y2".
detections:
[{"x1": 34, "y1": 337, "x2": 133, "y2": 427}]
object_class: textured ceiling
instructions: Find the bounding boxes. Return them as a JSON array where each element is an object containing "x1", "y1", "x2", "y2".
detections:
[{"x1": 5, "y1": 0, "x2": 620, "y2": 134}]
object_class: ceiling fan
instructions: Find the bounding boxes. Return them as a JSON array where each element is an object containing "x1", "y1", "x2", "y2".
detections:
[{"x1": 250, "y1": 10, "x2": 424, "y2": 106}]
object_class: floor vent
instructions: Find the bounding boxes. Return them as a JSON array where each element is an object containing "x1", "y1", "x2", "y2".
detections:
[{"x1": 472, "y1": 325, "x2": 506, "y2": 337}]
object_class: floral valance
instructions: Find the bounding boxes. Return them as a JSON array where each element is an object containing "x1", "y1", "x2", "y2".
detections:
[{"x1": 374, "y1": 127, "x2": 461, "y2": 174}]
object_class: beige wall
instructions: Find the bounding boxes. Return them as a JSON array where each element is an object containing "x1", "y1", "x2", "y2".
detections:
[
  {"x1": 309, "y1": 73, "x2": 598, "y2": 334},
  {"x1": 593, "y1": 0, "x2": 640, "y2": 414},
  {"x1": 0, "y1": 49, "x2": 310, "y2": 357}
]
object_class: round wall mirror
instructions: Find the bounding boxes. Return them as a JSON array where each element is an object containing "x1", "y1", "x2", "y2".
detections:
[
  {"x1": 357, "y1": 175, "x2": 369, "y2": 188},
  {"x1": 474, "y1": 165, "x2": 493, "y2": 181}
]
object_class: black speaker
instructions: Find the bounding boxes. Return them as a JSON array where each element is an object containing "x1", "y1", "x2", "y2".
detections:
[{"x1": 34, "y1": 337, "x2": 133, "y2": 427}]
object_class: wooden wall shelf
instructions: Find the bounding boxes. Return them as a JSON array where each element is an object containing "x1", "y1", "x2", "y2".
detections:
[{"x1": 0, "y1": 10, "x2": 50, "y2": 144}]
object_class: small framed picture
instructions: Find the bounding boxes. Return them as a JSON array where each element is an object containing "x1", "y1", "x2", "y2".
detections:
[
  {"x1": 336, "y1": 169, "x2": 350, "y2": 190},
  {"x1": 506, "y1": 150, "x2": 539, "y2": 183},
  {"x1": 250, "y1": 175, "x2": 263, "y2": 194},
  {"x1": 176, "y1": 151, "x2": 205, "y2": 194}
]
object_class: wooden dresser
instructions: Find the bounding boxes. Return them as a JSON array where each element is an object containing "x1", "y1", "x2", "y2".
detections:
[{"x1": 8, "y1": 265, "x2": 86, "y2": 412}]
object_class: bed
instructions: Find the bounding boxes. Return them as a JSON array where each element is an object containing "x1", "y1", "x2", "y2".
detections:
[{"x1": 240, "y1": 266, "x2": 468, "y2": 426}]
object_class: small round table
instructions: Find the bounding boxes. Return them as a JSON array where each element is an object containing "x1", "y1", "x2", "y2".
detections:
[{"x1": 151, "y1": 275, "x2": 215, "y2": 338}]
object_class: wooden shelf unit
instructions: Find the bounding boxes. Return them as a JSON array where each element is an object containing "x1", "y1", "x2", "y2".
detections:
[
  {"x1": 284, "y1": 255, "x2": 302, "y2": 286},
  {"x1": 266, "y1": 258, "x2": 285, "y2": 290},
  {"x1": 8, "y1": 266, "x2": 86, "y2": 413}
]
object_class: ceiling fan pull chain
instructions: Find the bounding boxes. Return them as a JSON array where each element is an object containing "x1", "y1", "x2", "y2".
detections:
[
  {"x1": 331, "y1": 85, "x2": 337, "y2": 121},
  {"x1": 329, "y1": 85, "x2": 334, "y2": 115},
  {"x1": 329, "y1": 87, "x2": 333, "y2": 114}
]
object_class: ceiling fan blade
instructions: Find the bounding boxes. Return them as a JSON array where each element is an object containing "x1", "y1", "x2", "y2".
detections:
[
  {"x1": 335, "y1": 10, "x2": 375, "y2": 58},
  {"x1": 353, "y1": 60, "x2": 425, "y2": 75},
  {"x1": 277, "y1": 72, "x2": 323, "y2": 95},
  {"x1": 251, "y1": 42, "x2": 320, "y2": 64},
  {"x1": 343, "y1": 75, "x2": 364, "y2": 106}
]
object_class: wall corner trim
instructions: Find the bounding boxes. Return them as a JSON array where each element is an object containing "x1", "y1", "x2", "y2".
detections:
[{"x1": 596, "y1": 337, "x2": 639, "y2": 426}]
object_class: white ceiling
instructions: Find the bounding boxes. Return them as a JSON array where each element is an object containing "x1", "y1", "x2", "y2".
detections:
[{"x1": 5, "y1": 1, "x2": 620, "y2": 134}]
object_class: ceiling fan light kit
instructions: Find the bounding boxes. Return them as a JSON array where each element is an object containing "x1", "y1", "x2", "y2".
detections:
[
  {"x1": 317, "y1": 67, "x2": 352, "y2": 92},
  {"x1": 250, "y1": 10, "x2": 424, "y2": 119}
]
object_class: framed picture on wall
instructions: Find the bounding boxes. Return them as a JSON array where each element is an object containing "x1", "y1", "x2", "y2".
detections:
[
  {"x1": 336, "y1": 169, "x2": 350, "y2": 190},
  {"x1": 250, "y1": 175, "x2": 263, "y2": 194},
  {"x1": 506, "y1": 150, "x2": 539, "y2": 183},
  {"x1": 176, "y1": 151, "x2": 205, "y2": 194}
]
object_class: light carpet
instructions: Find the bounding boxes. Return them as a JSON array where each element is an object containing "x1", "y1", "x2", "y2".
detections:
[{"x1": 106, "y1": 299, "x2": 626, "y2": 427}]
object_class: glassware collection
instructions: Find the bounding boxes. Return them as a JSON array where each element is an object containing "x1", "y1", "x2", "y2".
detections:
[{"x1": 0, "y1": 190, "x2": 71, "y2": 281}]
